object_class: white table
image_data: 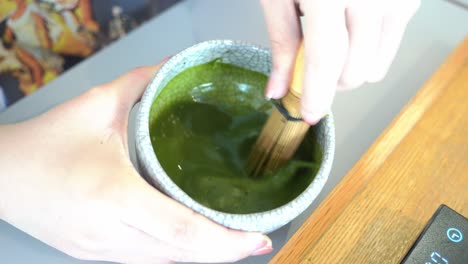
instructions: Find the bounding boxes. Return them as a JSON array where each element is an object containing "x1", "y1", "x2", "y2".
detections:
[{"x1": 1, "y1": 1, "x2": 467, "y2": 263}]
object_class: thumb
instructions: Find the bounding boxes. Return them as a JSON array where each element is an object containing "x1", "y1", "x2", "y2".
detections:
[
  {"x1": 106, "y1": 61, "x2": 167, "y2": 111},
  {"x1": 123, "y1": 182, "x2": 273, "y2": 263}
]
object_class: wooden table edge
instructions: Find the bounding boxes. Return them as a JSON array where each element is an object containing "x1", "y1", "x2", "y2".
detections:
[{"x1": 269, "y1": 36, "x2": 468, "y2": 263}]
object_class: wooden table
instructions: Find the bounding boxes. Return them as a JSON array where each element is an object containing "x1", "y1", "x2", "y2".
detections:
[{"x1": 271, "y1": 37, "x2": 468, "y2": 263}]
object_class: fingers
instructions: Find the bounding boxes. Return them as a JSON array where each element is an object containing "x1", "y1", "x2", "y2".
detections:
[
  {"x1": 260, "y1": 0, "x2": 302, "y2": 99},
  {"x1": 263, "y1": 0, "x2": 419, "y2": 125},
  {"x1": 367, "y1": 0, "x2": 420, "y2": 82},
  {"x1": 121, "y1": 182, "x2": 272, "y2": 263},
  {"x1": 338, "y1": 1, "x2": 383, "y2": 90},
  {"x1": 97, "y1": 222, "x2": 175, "y2": 264},
  {"x1": 118, "y1": 229, "x2": 175, "y2": 264},
  {"x1": 300, "y1": 1, "x2": 348, "y2": 124}
]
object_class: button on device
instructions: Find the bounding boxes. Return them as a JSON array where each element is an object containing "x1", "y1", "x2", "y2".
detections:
[
  {"x1": 447, "y1": 227, "x2": 463, "y2": 243},
  {"x1": 401, "y1": 205, "x2": 467, "y2": 264}
]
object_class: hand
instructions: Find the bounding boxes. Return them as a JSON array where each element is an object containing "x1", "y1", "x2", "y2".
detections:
[
  {"x1": 0, "y1": 64, "x2": 272, "y2": 263},
  {"x1": 260, "y1": 0, "x2": 420, "y2": 124}
]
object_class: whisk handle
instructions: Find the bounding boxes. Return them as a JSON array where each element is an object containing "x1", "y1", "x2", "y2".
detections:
[{"x1": 280, "y1": 42, "x2": 305, "y2": 119}]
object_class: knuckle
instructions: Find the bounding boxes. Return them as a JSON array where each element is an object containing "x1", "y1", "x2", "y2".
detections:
[{"x1": 169, "y1": 219, "x2": 195, "y2": 244}]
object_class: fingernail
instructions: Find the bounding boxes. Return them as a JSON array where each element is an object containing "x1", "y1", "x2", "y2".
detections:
[
  {"x1": 265, "y1": 72, "x2": 289, "y2": 100},
  {"x1": 265, "y1": 89, "x2": 275, "y2": 100},
  {"x1": 265, "y1": 87, "x2": 286, "y2": 100},
  {"x1": 265, "y1": 78, "x2": 278, "y2": 100},
  {"x1": 251, "y1": 235, "x2": 273, "y2": 256},
  {"x1": 302, "y1": 110, "x2": 323, "y2": 125}
]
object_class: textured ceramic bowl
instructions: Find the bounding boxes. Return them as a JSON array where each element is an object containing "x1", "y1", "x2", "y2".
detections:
[{"x1": 135, "y1": 40, "x2": 335, "y2": 234}]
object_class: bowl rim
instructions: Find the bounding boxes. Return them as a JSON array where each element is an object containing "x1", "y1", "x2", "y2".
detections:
[{"x1": 135, "y1": 39, "x2": 335, "y2": 232}]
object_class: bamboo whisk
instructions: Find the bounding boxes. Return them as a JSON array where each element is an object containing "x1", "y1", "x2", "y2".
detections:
[{"x1": 247, "y1": 43, "x2": 310, "y2": 178}]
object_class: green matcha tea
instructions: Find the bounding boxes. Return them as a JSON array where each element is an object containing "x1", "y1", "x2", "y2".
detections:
[{"x1": 149, "y1": 59, "x2": 322, "y2": 214}]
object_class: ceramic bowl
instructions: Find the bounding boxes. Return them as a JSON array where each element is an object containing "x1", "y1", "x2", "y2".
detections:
[{"x1": 135, "y1": 40, "x2": 335, "y2": 233}]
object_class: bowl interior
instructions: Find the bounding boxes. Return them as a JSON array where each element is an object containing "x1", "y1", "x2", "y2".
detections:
[{"x1": 136, "y1": 40, "x2": 335, "y2": 233}]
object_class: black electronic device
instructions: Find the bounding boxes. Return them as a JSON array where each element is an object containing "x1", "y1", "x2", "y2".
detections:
[{"x1": 401, "y1": 204, "x2": 467, "y2": 264}]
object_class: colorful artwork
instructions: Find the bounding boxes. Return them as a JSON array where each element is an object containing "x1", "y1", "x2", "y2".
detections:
[{"x1": 0, "y1": 0, "x2": 181, "y2": 111}]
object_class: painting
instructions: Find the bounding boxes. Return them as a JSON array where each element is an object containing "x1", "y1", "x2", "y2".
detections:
[{"x1": 0, "y1": 0, "x2": 181, "y2": 111}]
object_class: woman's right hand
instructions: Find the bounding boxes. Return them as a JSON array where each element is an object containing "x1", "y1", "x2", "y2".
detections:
[{"x1": 260, "y1": 0, "x2": 420, "y2": 124}]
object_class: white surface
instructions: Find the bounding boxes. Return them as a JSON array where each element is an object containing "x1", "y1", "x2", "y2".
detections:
[{"x1": 0, "y1": 0, "x2": 467, "y2": 263}]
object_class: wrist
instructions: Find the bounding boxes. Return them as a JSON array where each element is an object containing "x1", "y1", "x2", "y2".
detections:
[
  {"x1": 0, "y1": 124, "x2": 12, "y2": 220},
  {"x1": 0, "y1": 122, "x2": 36, "y2": 222}
]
